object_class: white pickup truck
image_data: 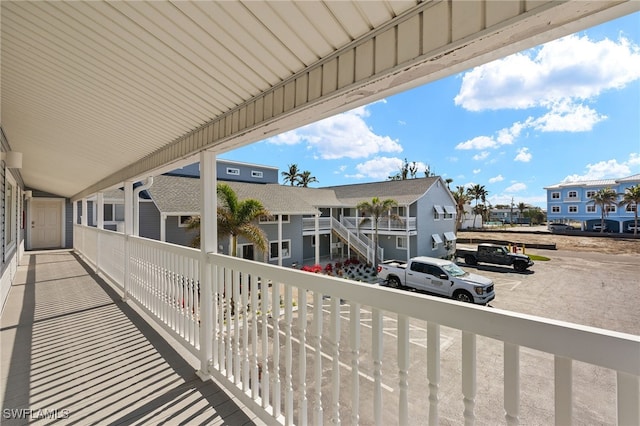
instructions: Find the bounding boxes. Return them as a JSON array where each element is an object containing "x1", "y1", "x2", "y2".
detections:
[{"x1": 378, "y1": 256, "x2": 495, "y2": 304}]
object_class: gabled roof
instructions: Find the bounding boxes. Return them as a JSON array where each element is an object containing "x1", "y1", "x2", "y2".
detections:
[
  {"x1": 147, "y1": 175, "x2": 318, "y2": 216},
  {"x1": 325, "y1": 177, "x2": 442, "y2": 205}
]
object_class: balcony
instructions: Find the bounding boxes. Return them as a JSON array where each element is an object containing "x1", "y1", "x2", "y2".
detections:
[
  {"x1": 302, "y1": 216, "x2": 417, "y2": 233},
  {"x1": 3, "y1": 225, "x2": 636, "y2": 425}
]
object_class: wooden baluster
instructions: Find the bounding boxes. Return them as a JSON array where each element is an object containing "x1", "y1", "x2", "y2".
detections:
[
  {"x1": 250, "y1": 275, "x2": 259, "y2": 400},
  {"x1": 504, "y1": 342, "x2": 520, "y2": 425},
  {"x1": 313, "y1": 292, "x2": 324, "y2": 425},
  {"x1": 261, "y1": 278, "x2": 270, "y2": 409},
  {"x1": 241, "y1": 272, "x2": 250, "y2": 392},
  {"x1": 462, "y1": 331, "x2": 477, "y2": 426},
  {"x1": 372, "y1": 308, "x2": 383, "y2": 426},
  {"x1": 554, "y1": 356, "x2": 572, "y2": 426},
  {"x1": 330, "y1": 296, "x2": 341, "y2": 425},
  {"x1": 272, "y1": 280, "x2": 282, "y2": 419},
  {"x1": 428, "y1": 323, "x2": 440, "y2": 426},
  {"x1": 284, "y1": 285, "x2": 293, "y2": 424},
  {"x1": 297, "y1": 287, "x2": 308, "y2": 426},
  {"x1": 350, "y1": 302, "x2": 361, "y2": 425},
  {"x1": 398, "y1": 315, "x2": 409, "y2": 426}
]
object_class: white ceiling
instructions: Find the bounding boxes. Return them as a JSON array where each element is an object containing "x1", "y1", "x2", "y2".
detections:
[{"x1": 2, "y1": 1, "x2": 638, "y2": 200}]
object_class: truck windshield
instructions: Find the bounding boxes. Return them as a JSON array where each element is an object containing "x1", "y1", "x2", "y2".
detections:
[{"x1": 442, "y1": 263, "x2": 467, "y2": 277}]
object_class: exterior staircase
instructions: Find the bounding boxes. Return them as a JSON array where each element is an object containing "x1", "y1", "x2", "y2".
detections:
[{"x1": 331, "y1": 217, "x2": 383, "y2": 264}]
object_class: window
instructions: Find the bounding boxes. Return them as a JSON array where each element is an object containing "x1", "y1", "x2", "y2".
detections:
[
  {"x1": 260, "y1": 214, "x2": 289, "y2": 223},
  {"x1": 568, "y1": 205, "x2": 578, "y2": 213},
  {"x1": 4, "y1": 179, "x2": 15, "y2": 250},
  {"x1": 605, "y1": 205, "x2": 616, "y2": 213},
  {"x1": 626, "y1": 204, "x2": 637, "y2": 212},
  {"x1": 433, "y1": 205, "x2": 444, "y2": 220},
  {"x1": 226, "y1": 167, "x2": 240, "y2": 176},
  {"x1": 567, "y1": 190, "x2": 577, "y2": 198},
  {"x1": 270, "y1": 240, "x2": 291, "y2": 260},
  {"x1": 551, "y1": 192, "x2": 560, "y2": 199},
  {"x1": 443, "y1": 205, "x2": 456, "y2": 220},
  {"x1": 178, "y1": 216, "x2": 192, "y2": 227},
  {"x1": 586, "y1": 205, "x2": 596, "y2": 213},
  {"x1": 393, "y1": 206, "x2": 406, "y2": 217},
  {"x1": 251, "y1": 170, "x2": 263, "y2": 178},
  {"x1": 431, "y1": 233, "x2": 442, "y2": 250},
  {"x1": 586, "y1": 190, "x2": 596, "y2": 198},
  {"x1": 396, "y1": 236, "x2": 407, "y2": 249},
  {"x1": 103, "y1": 203, "x2": 125, "y2": 222},
  {"x1": 552, "y1": 206, "x2": 560, "y2": 213}
]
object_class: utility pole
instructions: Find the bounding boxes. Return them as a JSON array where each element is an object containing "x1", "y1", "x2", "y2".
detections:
[{"x1": 510, "y1": 197, "x2": 514, "y2": 225}]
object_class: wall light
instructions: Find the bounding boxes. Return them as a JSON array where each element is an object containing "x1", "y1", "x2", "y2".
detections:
[{"x1": 1, "y1": 151, "x2": 23, "y2": 169}]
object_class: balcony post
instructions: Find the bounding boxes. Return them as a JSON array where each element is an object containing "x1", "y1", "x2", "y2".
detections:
[
  {"x1": 96, "y1": 192, "x2": 104, "y2": 274},
  {"x1": 197, "y1": 150, "x2": 216, "y2": 380},
  {"x1": 315, "y1": 213, "x2": 320, "y2": 265},
  {"x1": 81, "y1": 198, "x2": 88, "y2": 255},
  {"x1": 123, "y1": 180, "x2": 134, "y2": 301}
]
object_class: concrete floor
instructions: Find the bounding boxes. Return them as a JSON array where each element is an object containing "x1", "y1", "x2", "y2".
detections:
[{"x1": 0, "y1": 250, "x2": 262, "y2": 425}]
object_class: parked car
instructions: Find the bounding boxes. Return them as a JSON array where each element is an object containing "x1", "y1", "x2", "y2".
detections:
[
  {"x1": 592, "y1": 223, "x2": 609, "y2": 232},
  {"x1": 626, "y1": 224, "x2": 640, "y2": 233},
  {"x1": 548, "y1": 223, "x2": 574, "y2": 233},
  {"x1": 455, "y1": 243, "x2": 534, "y2": 272},
  {"x1": 377, "y1": 257, "x2": 495, "y2": 304}
]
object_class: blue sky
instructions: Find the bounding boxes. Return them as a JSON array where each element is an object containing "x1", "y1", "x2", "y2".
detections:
[{"x1": 220, "y1": 12, "x2": 640, "y2": 208}]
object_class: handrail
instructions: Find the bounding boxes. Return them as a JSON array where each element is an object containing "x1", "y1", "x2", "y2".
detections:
[{"x1": 73, "y1": 224, "x2": 640, "y2": 425}]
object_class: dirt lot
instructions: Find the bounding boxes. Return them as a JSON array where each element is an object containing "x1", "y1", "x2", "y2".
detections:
[{"x1": 458, "y1": 226, "x2": 640, "y2": 255}]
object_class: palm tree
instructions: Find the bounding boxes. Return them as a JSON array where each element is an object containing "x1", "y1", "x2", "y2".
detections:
[
  {"x1": 452, "y1": 186, "x2": 470, "y2": 230},
  {"x1": 517, "y1": 202, "x2": 527, "y2": 225},
  {"x1": 445, "y1": 178, "x2": 453, "y2": 189},
  {"x1": 467, "y1": 184, "x2": 486, "y2": 228},
  {"x1": 619, "y1": 184, "x2": 640, "y2": 235},
  {"x1": 356, "y1": 197, "x2": 401, "y2": 268},
  {"x1": 281, "y1": 163, "x2": 300, "y2": 186},
  {"x1": 588, "y1": 187, "x2": 618, "y2": 233},
  {"x1": 187, "y1": 183, "x2": 271, "y2": 256},
  {"x1": 296, "y1": 171, "x2": 319, "y2": 187}
]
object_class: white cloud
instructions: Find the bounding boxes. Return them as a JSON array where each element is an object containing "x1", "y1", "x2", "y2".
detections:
[
  {"x1": 472, "y1": 169, "x2": 481, "y2": 174},
  {"x1": 514, "y1": 147, "x2": 532, "y2": 162},
  {"x1": 473, "y1": 151, "x2": 490, "y2": 161},
  {"x1": 456, "y1": 136, "x2": 496, "y2": 150},
  {"x1": 562, "y1": 153, "x2": 640, "y2": 182},
  {"x1": 454, "y1": 34, "x2": 640, "y2": 111},
  {"x1": 530, "y1": 102, "x2": 607, "y2": 132},
  {"x1": 489, "y1": 174, "x2": 504, "y2": 183},
  {"x1": 347, "y1": 156, "x2": 405, "y2": 180},
  {"x1": 266, "y1": 105, "x2": 402, "y2": 159},
  {"x1": 505, "y1": 182, "x2": 527, "y2": 192}
]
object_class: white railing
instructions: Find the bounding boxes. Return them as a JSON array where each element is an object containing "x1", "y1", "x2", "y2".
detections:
[
  {"x1": 301, "y1": 217, "x2": 331, "y2": 232},
  {"x1": 331, "y1": 217, "x2": 380, "y2": 264},
  {"x1": 74, "y1": 225, "x2": 640, "y2": 425},
  {"x1": 341, "y1": 216, "x2": 416, "y2": 232},
  {"x1": 75, "y1": 225, "x2": 201, "y2": 356}
]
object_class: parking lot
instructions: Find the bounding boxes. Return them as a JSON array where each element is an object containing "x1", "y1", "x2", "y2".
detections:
[{"x1": 297, "y1": 246, "x2": 639, "y2": 425}]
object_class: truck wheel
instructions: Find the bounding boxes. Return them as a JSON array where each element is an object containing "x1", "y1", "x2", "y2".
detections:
[
  {"x1": 464, "y1": 255, "x2": 477, "y2": 266},
  {"x1": 387, "y1": 276, "x2": 401, "y2": 288},
  {"x1": 514, "y1": 261, "x2": 527, "y2": 272},
  {"x1": 453, "y1": 290, "x2": 473, "y2": 303}
]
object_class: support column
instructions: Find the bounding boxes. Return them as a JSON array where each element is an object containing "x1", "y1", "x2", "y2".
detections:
[
  {"x1": 314, "y1": 213, "x2": 320, "y2": 266},
  {"x1": 123, "y1": 181, "x2": 134, "y2": 301},
  {"x1": 73, "y1": 200, "x2": 78, "y2": 226},
  {"x1": 160, "y1": 214, "x2": 167, "y2": 242},
  {"x1": 278, "y1": 215, "x2": 283, "y2": 267},
  {"x1": 96, "y1": 192, "x2": 104, "y2": 274},
  {"x1": 197, "y1": 150, "x2": 216, "y2": 380},
  {"x1": 81, "y1": 198, "x2": 88, "y2": 226}
]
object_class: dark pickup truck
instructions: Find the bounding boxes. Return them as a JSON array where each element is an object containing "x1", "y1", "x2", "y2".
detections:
[{"x1": 455, "y1": 243, "x2": 534, "y2": 272}]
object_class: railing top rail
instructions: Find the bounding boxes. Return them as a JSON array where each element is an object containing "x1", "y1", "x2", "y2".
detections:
[
  {"x1": 129, "y1": 234, "x2": 201, "y2": 260},
  {"x1": 208, "y1": 252, "x2": 639, "y2": 376}
]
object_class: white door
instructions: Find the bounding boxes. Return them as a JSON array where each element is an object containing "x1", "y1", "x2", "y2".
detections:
[{"x1": 31, "y1": 199, "x2": 63, "y2": 249}]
